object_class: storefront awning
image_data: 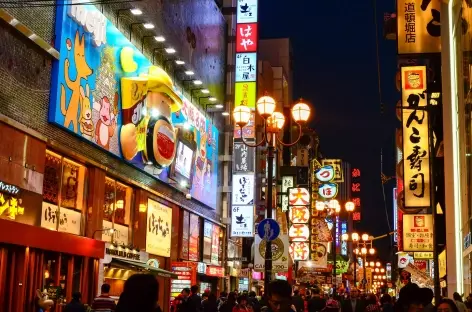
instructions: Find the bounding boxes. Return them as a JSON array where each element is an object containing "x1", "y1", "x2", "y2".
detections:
[{"x1": 111, "y1": 258, "x2": 178, "y2": 279}]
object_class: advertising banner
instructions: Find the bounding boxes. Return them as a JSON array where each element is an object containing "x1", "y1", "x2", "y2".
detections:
[
  {"x1": 254, "y1": 235, "x2": 289, "y2": 272},
  {"x1": 50, "y1": 1, "x2": 219, "y2": 209},
  {"x1": 235, "y1": 53, "x2": 257, "y2": 82},
  {"x1": 41, "y1": 202, "x2": 81, "y2": 235},
  {"x1": 146, "y1": 199, "x2": 172, "y2": 257},
  {"x1": 402, "y1": 214, "x2": 433, "y2": 251},
  {"x1": 234, "y1": 82, "x2": 256, "y2": 108},
  {"x1": 236, "y1": 0, "x2": 258, "y2": 23},
  {"x1": 232, "y1": 174, "x2": 255, "y2": 205},
  {"x1": 231, "y1": 205, "x2": 254, "y2": 237},
  {"x1": 189, "y1": 214, "x2": 200, "y2": 261},
  {"x1": 401, "y1": 66, "x2": 430, "y2": 209},
  {"x1": 397, "y1": 0, "x2": 441, "y2": 54},
  {"x1": 233, "y1": 143, "x2": 255, "y2": 173}
]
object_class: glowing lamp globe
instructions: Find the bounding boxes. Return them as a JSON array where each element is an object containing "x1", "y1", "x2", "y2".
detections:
[
  {"x1": 345, "y1": 201, "x2": 355, "y2": 212},
  {"x1": 376, "y1": 261, "x2": 381, "y2": 267},
  {"x1": 361, "y1": 247, "x2": 367, "y2": 255},
  {"x1": 256, "y1": 95, "x2": 276, "y2": 118},
  {"x1": 233, "y1": 105, "x2": 251, "y2": 128},
  {"x1": 291, "y1": 101, "x2": 311, "y2": 123},
  {"x1": 351, "y1": 232, "x2": 359, "y2": 241},
  {"x1": 315, "y1": 201, "x2": 325, "y2": 211},
  {"x1": 328, "y1": 199, "x2": 339, "y2": 209},
  {"x1": 361, "y1": 233, "x2": 369, "y2": 241},
  {"x1": 267, "y1": 112, "x2": 285, "y2": 132},
  {"x1": 369, "y1": 248, "x2": 376, "y2": 255},
  {"x1": 341, "y1": 233, "x2": 349, "y2": 241},
  {"x1": 370, "y1": 261, "x2": 375, "y2": 267}
]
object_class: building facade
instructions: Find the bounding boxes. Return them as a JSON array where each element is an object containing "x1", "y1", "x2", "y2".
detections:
[{"x1": 0, "y1": 1, "x2": 227, "y2": 310}]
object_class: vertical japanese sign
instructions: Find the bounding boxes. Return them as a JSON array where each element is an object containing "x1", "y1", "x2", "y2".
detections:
[
  {"x1": 393, "y1": 188, "x2": 398, "y2": 242},
  {"x1": 351, "y1": 167, "x2": 361, "y2": 221},
  {"x1": 281, "y1": 176, "x2": 294, "y2": 212},
  {"x1": 403, "y1": 214, "x2": 433, "y2": 251},
  {"x1": 397, "y1": 0, "x2": 441, "y2": 54},
  {"x1": 232, "y1": 0, "x2": 258, "y2": 239},
  {"x1": 288, "y1": 188, "x2": 311, "y2": 261},
  {"x1": 401, "y1": 66, "x2": 430, "y2": 209}
]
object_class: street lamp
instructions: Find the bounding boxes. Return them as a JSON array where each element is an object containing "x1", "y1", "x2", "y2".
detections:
[
  {"x1": 233, "y1": 96, "x2": 311, "y2": 291},
  {"x1": 352, "y1": 234, "x2": 375, "y2": 290}
]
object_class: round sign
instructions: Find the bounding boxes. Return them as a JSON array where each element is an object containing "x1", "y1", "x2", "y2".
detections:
[{"x1": 257, "y1": 219, "x2": 280, "y2": 241}]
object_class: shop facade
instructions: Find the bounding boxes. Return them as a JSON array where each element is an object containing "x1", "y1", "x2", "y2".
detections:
[{"x1": 0, "y1": 0, "x2": 227, "y2": 310}]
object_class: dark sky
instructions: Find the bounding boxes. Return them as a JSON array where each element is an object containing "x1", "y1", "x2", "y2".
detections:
[{"x1": 259, "y1": 0, "x2": 398, "y2": 261}]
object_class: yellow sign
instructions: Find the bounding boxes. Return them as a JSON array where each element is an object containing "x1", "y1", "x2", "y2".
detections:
[
  {"x1": 401, "y1": 66, "x2": 430, "y2": 208},
  {"x1": 438, "y1": 250, "x2": 446, "y2": 278},
  {"x1": 397, "y1": 0, "x2": 441, "y2": 54},
  {"x1": 146, "y1": 199, "x2": 173, "y2": 257},
  {"x1": 403, "y1": 214, "x2": 433, "y2": 252},
  {"x1": 235, "y1": 82, "x2": 256, "y2": 109},
  {"x1": 413, "y1": 251, "x2": 433, "y2": 259}
]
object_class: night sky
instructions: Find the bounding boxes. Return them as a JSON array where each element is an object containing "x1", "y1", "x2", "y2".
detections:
[{"x1": 259, "y1": 0, "x2": 398, "y2": 261}]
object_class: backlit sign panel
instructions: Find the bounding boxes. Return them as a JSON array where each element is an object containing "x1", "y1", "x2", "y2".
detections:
[
  {"x1": 236, "y1": 0, "x2": 258, "y2": 23},
  {"x1": 235, "y1": 53, "x2": 257, "y2": 82},
  {"x1": 236, "y1": 23, "x2": 258, "y2": 52}
]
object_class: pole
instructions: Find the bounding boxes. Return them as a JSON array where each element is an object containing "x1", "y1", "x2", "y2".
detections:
[
  {"x1": 428, "y1": 94, "x2": 441, "y2": 303},
  {"x1": 264, "y1": 144, "x2": 275, "y2": 293},
  {"x1": 363, "y1": 253, "x2": 367, "y2": 291},
  {"x1": 353, "y1": 250, "x2": 357, "y2": 287},
  {"x1": 332, "y1": 214, "x2": 337, "y2": 295}
]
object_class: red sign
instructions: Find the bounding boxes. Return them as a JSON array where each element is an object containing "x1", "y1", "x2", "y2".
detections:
[
  {"x1": 351, "y1": 183, "x2": 361, "y2": 192},
  {"x1": 171, "y1": 262, "x2": 197, "y2": 284},
  {"x1": 236, "y1": 23, "x2": 258, "y2": 52},
  {"x1": 352, "y1": 168, "x2": 361, "y2": 178},
  {"x1": 206, "y1": 266, "x2": 225, "y2": 277},
  {"x1": 414, "y1": 260, "x2": 427, "y2": 272},
  {"x1": 352, "y1": 197, "x2": 361, "y2": 207},
  {"x1": 352, "y1": 212, "x2": 361, "y2": 221}
]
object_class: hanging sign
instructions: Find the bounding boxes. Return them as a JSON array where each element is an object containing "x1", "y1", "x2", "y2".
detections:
[
  {"x1": 254, "y1": 235, "x2": 289, "y2": 272},
  {"x1": 236, "y1": 23, "x2": 258, "y2": 53},
  {"x1": 232, "y1": 174, "x2": 255, "y2": 205},
  {"x1": 315, "y1": 166, "x2": 335, "y2": 182},
  {"x1": 235, "y1": 82, "x2": 257, "y2": 108},
  {"x1": 231, "y1": 205, "x2": 254, "y2": 237},
  {"x1": 397, "y1": 0, "x2": 441, "y2": 54},
  {"x1": 403, "y1": 214, "x2": 433, "y2": 252},
  {"x1": 318, "y1": 183, "x2": 338, "y2": 199},
  {"x1": 235, "y1": 53, "x2": 257, "y2": 82},
  {"x1": 236, "y1": 0, "x2": 258, "y2": 23},
  {"x1": 401, "y1": 66, "x2": 430, "y2": 209},
  {"x1": 321, "y1": 159, "x2": 343, "y2": 182},
  {"x1": 146, "y1": 199, "x2": 172, "y2": 257},
  {"x1": 233, "y1": 143, "x2": 255, "y2": 172},
  {"x1": 288, "y1": 188, "x2": 310, "y2": 206}
]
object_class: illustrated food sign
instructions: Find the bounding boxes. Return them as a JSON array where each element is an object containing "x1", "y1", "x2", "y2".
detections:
[
  {"x1": 397, "y1": 0, "x2": 441, "y2": 54},
  {"x1": 401, "y1": 66, "x2": 430, "y2": 209},
  {"x1": 146, "y1": 199, "x2": 172, "y2": 257},
  {"x1": 288, "y1": 188, "x2": 310, "y2": 261},
  {"x1": 49, "y1": 0, "x2": 219, "y2": 209},
  {"x1": 403, "y1": 214, "x2": 433, "y2": 252}
]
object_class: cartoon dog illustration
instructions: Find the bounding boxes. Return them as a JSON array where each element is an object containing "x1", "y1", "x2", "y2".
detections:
[
  {"x1": 79, "y1": 84, "x2": 94, "y2": 141},
  {"x1": 61, "y1": 30, "x2": 93, "y2": 133},
  {"x1": 95, "y1": 96, "x2": 116, "y2": 150}
]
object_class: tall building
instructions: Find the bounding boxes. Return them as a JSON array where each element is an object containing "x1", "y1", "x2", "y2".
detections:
[{"x1": 0, "y1": 1, "x2": 228, "y2": 310}]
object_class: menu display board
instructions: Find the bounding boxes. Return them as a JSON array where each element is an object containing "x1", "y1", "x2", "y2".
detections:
[{"x1": 171, "y1": 262, "x2": 196, "y2": 300}]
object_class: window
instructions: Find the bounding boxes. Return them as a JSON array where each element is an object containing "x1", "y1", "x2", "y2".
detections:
[
  {"x1": 103, "y1": 177, "x2": 132, "y2": 226},
  {"x1": 42, "y1": 150, "x2": 86, "y2": 234}
]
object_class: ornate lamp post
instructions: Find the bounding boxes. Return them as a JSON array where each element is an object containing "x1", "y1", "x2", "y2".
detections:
[
  {"x1": 353, "y1": 234, "x2": 375, "y2": 291},
  {"x1": 233, "y1": 97, "x2": 311, "y2": 291}
]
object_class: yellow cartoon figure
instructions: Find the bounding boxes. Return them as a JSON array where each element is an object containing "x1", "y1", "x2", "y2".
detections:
[
  {"x1": 61, "y1": 30, "x2": 93, "y2": 133},
  {"x1": 121, "y1": 65, "x2": 182, "y2": 172}
]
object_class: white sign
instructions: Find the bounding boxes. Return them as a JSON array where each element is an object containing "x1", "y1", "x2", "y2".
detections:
[
  {"x1": 41, "y1": 202, "x2": 81, "y2": 235},
  {"x1": 102, "y1": 220, "x2": 129, "y2": 246},
  {"x1": 393, "y1": 188, "x2": 398, "y2": 242},
  {"x1": 236, "y1": 0, "x2": 258, "y2": 23},
  {"x1": 102, "y1": 243, "x2": 149, "y2": 264},
  {"x1": 232, "y1": 174, "x2": 255, "y2": 205},
  {"x1": 281, "y1": 176, "x2": 294, "y2": 193},
  {"x1": 231, "y1": 205, "x2": 254, "y2": 237},
  {"x1": 254, "y1": 235, "x2": 289, "y2": 272},
  {"x1": 235, "y1": 53, "x2": 257, "y2": 82}
]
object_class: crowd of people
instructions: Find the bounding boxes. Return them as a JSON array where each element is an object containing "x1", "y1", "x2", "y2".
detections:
[{"x1": 58, "y1": 274, "x2": 472, "y2": 312}]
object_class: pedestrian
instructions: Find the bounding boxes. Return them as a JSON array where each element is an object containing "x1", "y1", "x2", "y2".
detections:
[
  {"x1": 203, "y1": 293, "x2": 219, "y2": 312},
  {"x1": 324, "y1": 297, "x2": 341, "y2": 312},
  {"x1": 233, "y1": 295, "x2": 254, "y2": 312},
  {"x1": 173, "y1": 289, "x2": 190, "y2": 312},
  {"x1": 115, "y1": 274, "x2": 159, "y2": 312},
  {"x1": 218, "y1": 292, "x2": 228, "y2": 310},
  {"x1": 308, "y1": 288, "x2": 326, "y2": 312},
  {"x1": 248, "y1": 291, "x2": 261, "y2": 312},
  {"x1": 341, "y1": 288, "x2": 363, "y2": 312},
  {"x1": 437, "y1": 299, "x2": 460, "y2": 312},
  {"x1": 394, "y1": 283, "x2": 422, "y2": 312},
  {"x1": 91, "y1": 283, "x2": 116, "y2": 312},
  {"x1": 455, "y1": 293, "x2": 468, "y2": 312},
  {"x1": 64, "y1": 292, "x2": 86, "y2": 312},
  {"x1": 466, "y1": 294, "x2": 472, "y2": 312},
  {"x1": 419, "y1": 288, "x2": 433, "y2": 312},
  {"x1": 293, "y1": 290, "x2": 305, "y2": 312},
  {"x1": 177, "y1": 289, "x2": 192, "y2": 312},
  {"x1": 363, "y1": 295, "x2": 379, "y2": 312},
  {"x1": 261, "y1": 280, "x2": 296, "y2": 312},
  {"x1": 189, "y1": 285, "x2": 202, "y2": 312},
  {"x1": 379, "y1": 294, "x2": 393, "y2": 312},
  {"x1": 220, "y1": 292, "x2": 237, "y2": 312}
]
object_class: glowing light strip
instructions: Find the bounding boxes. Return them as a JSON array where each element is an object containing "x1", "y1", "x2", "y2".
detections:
[{"x1": 448, "y1": 0, "x2": 463, "y2": 293}]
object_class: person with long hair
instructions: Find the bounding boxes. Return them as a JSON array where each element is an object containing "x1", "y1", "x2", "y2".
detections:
[
  {"x1": 116, "y1": 274, "x2": 159, "y2": 312},
  {"x1": 220, "y1": 292, "x2": 238, "y2": 312},
  {"x1": 437, "y1": 299, "x2": 460, "y2": 312}
]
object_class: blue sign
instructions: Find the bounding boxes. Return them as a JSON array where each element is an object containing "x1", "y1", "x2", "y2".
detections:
[{"x1": 257, "y1": 219, "x2": 280, "y2": 241}]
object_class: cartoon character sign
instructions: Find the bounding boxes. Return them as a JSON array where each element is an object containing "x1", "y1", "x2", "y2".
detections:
[{"x1": 50, "y1": 0, "x2": 219, "y2": 209}]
